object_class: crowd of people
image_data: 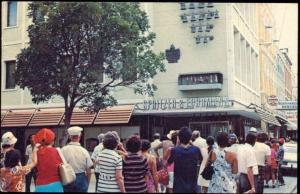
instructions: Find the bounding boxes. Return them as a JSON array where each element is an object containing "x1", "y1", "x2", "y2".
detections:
[{"x1": 0, "y1": 126, "x2": 286, "y2": 193}]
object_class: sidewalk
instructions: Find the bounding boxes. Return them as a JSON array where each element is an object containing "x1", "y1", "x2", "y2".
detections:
[
  {"x1": 264, "y1": 176, "x2": 297, "y2": 194},
  {"x1": 31, "y1": 174, "x2": 297, "y2": 193}
]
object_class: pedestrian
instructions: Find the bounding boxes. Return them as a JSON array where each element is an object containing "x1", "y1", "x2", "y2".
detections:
[
  {"x1": 91, "y1": 133, "x2": 105, "y2": 192},
  {"x1": 226, "y1": 133, "x2": 239, "y2": 154},
  {"x1": 94, "y1": 132, "x2": 125, "y2": 193},
  {"x1": 0, "y1": 148, "x2": 38, "y2": 192},
  {"x1": 154, "y1": 130, "x2": 176, "y2": 192},
  {"x1": 237, "y1": 133, "x2": 258, "y2": 194},
  {"x1": 33, "y1": 128, "x2": 64, "y2": 192},
  {"x1": 165, "y1": 131, "x2": 179, "y2": 193},
  {"x1": 61, "y1": 126, "x2": 94, "y2": 192},
  {"x1": 253, "y1": 132, "x2": 271, "y2": 193},
  {"x1": 192, "y1": 130, "x2": 207, "y2": 149},
  {"x1": 1, "y1": 132, "x2": 18, "y2": 168},
  {"x1": 154, "y1": 130, "x2": 176, "y2": 160},
  {"x1": 207, "y1": 132, "x2": 238, "y2": 193},
  {"x1": 167, "y1": 126, "x2": 203, "y2": 193},
  {"x1": 265, "y1": 141, "x2": 277, "y2": 188},
  {"x1": 123, "y1": 135, "x2": 149, "y2": 193},
  {"x1": 141, "y1": 139, "x2": 159, "y2": 193},
  {"x1": 249, "y1": 127, "x2": 257, "y2": 134},
  {"x1": 277, "y1": 138, "x2": 285, "y2": 186},
  {"x1": 25, "y1": 134, "x2": 37, "y2": 192},
  {"x1": 150, "y1": 133, "x2": 162, "y2": 157},
  {"x1": 197, "y1": 136, "x2": 213, "y2": 193}
]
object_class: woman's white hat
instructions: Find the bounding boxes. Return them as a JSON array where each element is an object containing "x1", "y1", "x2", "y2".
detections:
[{"x1": 167, "y1": 130, "x2": 176, "y2": 139}]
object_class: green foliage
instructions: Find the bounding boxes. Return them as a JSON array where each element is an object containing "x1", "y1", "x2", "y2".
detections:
[{"x1": 16, "y1": 2, "x2": 165, "y2": 114}]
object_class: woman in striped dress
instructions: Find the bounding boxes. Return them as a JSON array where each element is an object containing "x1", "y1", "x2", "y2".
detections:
[{"x1": 123, "y1": 135, "x2": 149, "y2": 193}]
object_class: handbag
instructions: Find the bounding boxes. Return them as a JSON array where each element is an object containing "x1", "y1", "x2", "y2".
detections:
[
  {"x1": 201, "y1": 151, "x2": 214, "y2": 180},
  {"x1": 56, "y1": 148, "x2": 76, "y2": 185},
  {"x1": 157, "y1": 166, "x2": 169, "y2": 186}
]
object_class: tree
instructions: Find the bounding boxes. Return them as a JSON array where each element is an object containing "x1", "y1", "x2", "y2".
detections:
[{"x1": 16, "y1": 2, "x2": 165, "y2": 145}]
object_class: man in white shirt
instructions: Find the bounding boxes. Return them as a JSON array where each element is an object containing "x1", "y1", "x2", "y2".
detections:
[
  {"x1": 150, "y1": 133, "x2": 162, "y2": 157},
  {"x1": 237, "y1": 133, "x2": 258, "y2": 194},
  {"x1": 192, "y1": 130, "x2": 207, "y2": 149},
  {"x1": 226, "y1": 133, "x2": 239, "y2": 154},
  {"x1": 91, "y1": 133, "x2": 105, "y2": 192},
  {"x1": 253, "y1": 132, "x2": 271, "y2": 193},
  {"x1": 62, "y1": 126, "x2": 94, "y2": 193}
]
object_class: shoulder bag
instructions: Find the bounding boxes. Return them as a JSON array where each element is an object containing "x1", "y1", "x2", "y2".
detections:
[
  {"x1": 201, "y1": 150, "x2": 214, "y2": 180},
  {"x1": 56, "y1": 148, "x2": 76, "y2": 185}
]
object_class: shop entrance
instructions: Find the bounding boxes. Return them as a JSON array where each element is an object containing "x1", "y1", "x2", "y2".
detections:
[{"x1": 189, "y1": 121, "x2": 229, "y2": 138}]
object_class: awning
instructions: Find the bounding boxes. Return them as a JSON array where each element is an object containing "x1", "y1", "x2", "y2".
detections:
[
  {"x1": 60, "y1": 108, "x2": 97, "y2": 126},
  {"x1": 94, "y1": 105, "x2": 134, "y2": 125},
  {"x1": 286, "y1": 122, "x2": 297, "y2": 130},
  {"x1": 1, "y1": 109, "x2": 35, "y2": 127},
  {"x1": 255, "y1": 108, "x2": 281, "y2": 126},
  {"x1": 29, "y1": 108, "x2": 65, "y2": 127}
]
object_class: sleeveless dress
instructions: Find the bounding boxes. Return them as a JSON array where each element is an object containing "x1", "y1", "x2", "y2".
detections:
[{"x1": 208, "y1": 149, "x2": 236, "y2": 193}]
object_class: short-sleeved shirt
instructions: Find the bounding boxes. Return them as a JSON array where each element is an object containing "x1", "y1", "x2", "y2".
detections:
[
  {"x1": 0, "y1": 165, "x2": 31, "y2": 192},
  {"x1": 193, "y1": 137, "x2": 207, "y2": 149},
  {"x1": 277, "y1": 145, "x2": 284, "y2": 164},
  {"x1": 25, "y1": 145, "x2": 33, "y2": 165},
  {"x1": 253, "y1": 142, "x2": 271, "y2": 166},
  {"x1": 168, "y1": 145, "x2": 202, "y2": 193},
  {"x1": 96, "y1": 149, "x2": 122, "y2": 193},
  {"x1": 61, "y1": 142, "x2": 93, "y2": 174},
  {"x1": 237, "y1": 143, "x2": 258, "y2": 175},
  {"x1": 91, "y1": 143, "x2": 104, "y2": 173},
  {"x1": 36, "y1": 147, "x2": 62, "y2": 185},
  {"x1": 123, "y1": 153, "x2": 149, "y2": 193}
]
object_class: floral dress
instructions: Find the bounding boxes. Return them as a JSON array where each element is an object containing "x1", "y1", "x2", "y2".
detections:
[
  {"x1": 208, "y1": 149, "x2": 236, "y2": 193},
  {"x1": 0, "y1": 165, "x2": 31, "y2": 192}
]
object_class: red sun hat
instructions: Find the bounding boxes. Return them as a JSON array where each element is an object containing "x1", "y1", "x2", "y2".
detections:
[
  {"x1": 33, "y1": 128, "x2": 56, "y2": 145},
  {"x1": 279, "y1": 138, "x2": 285, "y2": 144}
]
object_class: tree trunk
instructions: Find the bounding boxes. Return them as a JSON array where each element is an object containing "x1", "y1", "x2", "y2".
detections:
[{"x1": 61, "y1": 105, "x2": 75, "y2": 147}]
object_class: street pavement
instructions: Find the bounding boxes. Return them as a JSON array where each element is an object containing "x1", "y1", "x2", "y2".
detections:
[{"x1": 31, "y1": 172, "x2": 297, "y2": 193}]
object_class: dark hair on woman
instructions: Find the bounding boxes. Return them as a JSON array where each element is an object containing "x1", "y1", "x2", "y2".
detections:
[
  {"x1": 103, "y1": 133, "x2": 118, "y2": 150},
  {"x1": 206, "y1": 136, "x2": 215, "y2": 153},
  {"x1": 161, "y1": 135, "x2": 169, "y2": 141},
  {"x1": 26, "y1": 134, "x2": 34, "y2": 145},
  {"x1": 4, "y1": 149, "x2": 21, "y2": 168},
  {"x1": 216, "y1": 131, "x2": 229, "y2": 148},
  {"x1": 141, "y1": 139, "x2": 151, "y2": 152},
  {"x1": 257, "y1": 132, "x2": 268, "y2": 143},
  {"x1": 178, "y1": 126, "x2": 192, "y2": 145},
  {"x1": 126, "y1": 135, "x2": 141, "y2": 153},
  {"x1": 246, "y1": 133, "x2": 257, "y2": 146},
  {"x1": 171, "y1": 131, "x2": 178, "y2": 146}
]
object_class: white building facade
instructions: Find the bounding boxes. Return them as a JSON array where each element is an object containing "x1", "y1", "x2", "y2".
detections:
[{"x1": 3, "y1": 2, "x2": 285, "y2": 152}]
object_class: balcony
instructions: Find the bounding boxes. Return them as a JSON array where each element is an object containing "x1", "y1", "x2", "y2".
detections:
[{"x1": 178, "y1": 72, "x2": 223, "y2": 91}]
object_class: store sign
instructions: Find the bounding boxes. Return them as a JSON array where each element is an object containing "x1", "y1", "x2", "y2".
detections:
[
  {"x1": 284, "y1": 110, "x2": 297, "y2": 122},
  {"x1": 267, "y1": 95, "x2": 278, "y2": 106},
  {"x1": 143, "y1": 96, "x2": 233, "y2": 111},
  {"x1": 277, "y1": 101, "x2": 297, "y2": 110}
]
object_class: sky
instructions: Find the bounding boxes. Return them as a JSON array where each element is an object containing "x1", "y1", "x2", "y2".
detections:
[{"x1": 271, "y1": 3, "x2": 298, "y2": 78}]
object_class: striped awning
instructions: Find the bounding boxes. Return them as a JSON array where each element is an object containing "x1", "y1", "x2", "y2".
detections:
[
  {"x1": 1, "y1": 109, "x2": 35, "y2": 127},
  {"x1": 29, "y1": 108, "x2": 65, "y2": 127},
  {"x1": 93, "y1": 105, "x2": 134, "y2": 125},
  {"x1": 255, "y1": 108, "x2": 281, "y2": 126},
  {"x1": 60, "y1": 108, "x2": 97, "y2": 126}
]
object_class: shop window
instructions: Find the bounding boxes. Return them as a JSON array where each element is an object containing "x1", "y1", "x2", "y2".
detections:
[
  {"x1": 7, "y1": 1, "x2": 17, "y2": 27},
  {"x1": 178, "y1": 73, "x2": 223, "y2": 85},
  {"x1": 86, "y1": 138, "x2": 99, "y2": 152},
  {"x1": 5, "y1": 61, "x2": 16, "y2": 89},
  {"x1": 189, "y1": 121, "x2": 229, "y2": 138}
]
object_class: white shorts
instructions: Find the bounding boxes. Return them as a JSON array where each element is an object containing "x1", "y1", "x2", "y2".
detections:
[{"x1": 168, "y1": 172, "x2": 174, "y2": 188}]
